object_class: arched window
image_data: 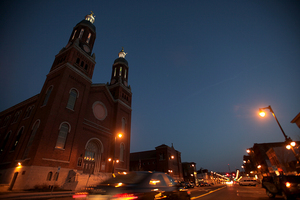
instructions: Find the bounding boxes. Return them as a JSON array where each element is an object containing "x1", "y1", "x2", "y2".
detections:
[
  {"x1": 24, "y1": 105, "x2": 35, "y2": 119},
  {"x1": 12, "y1": 111, "x2": 22, "y2": 124},
  {"x1": 42, "y1": 86, "x2": 53, "y2": 106},
  {"x1": 11, "y1": 127, "x2": 24, "y2": 151},
  {"x1": 0, "y1": 131, "x2": 11, "y2": 154},
  {"x1": 55, "y1": 123, "x2": 70, "y2": 149},
  {"x1": 86, "y1": 33, "x2": 91, "y2": 43},
  {"x1": 72, "y1": 30, "x2": 77, "y2": 40},
  {"x1": 2, "y1": 115, "x2": 11, "y2": 127},
  {"x1": 23, "y1": 120, "x2": 40, "y2": 159},
  {"x1": 79, "y1": 29, "x2": 84, "y2": 38},
  {"x1": 120, "y1": 143, "x2": 125, "y2": 162},
  {"x1": 122, "y1": 118, "x2": 126, "y2": 134},
  {"x1": 53, "y1": 172, "x2": 59, "y2": 181},
  {"x1": 46, "y1": 172, "x2": 52, "y2": 181},
  {"x1": 66, "y1": 89, "x2": 78, "y2": 110}
]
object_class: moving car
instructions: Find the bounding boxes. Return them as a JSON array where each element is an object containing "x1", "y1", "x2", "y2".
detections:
[
  {"x1": 239, "y1": 179, "x2": 257, "y2": 186},
  {"x1": 262, "y1": 175, "x2": 300, "y2": 200},
  {"x1": 73, "y1": 171, "x2": 191, "y2": 200}
]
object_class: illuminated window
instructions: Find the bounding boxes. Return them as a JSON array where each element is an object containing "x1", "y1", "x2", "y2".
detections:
[
  {"x1": 86, "y1": 33, "x2": 91, "y2": 43},
  {"x1": 66, "y1": 89, "x2": 78, "y2": 110},
  {"x1": 55, "y1": 123, "x2": 69, "y2": 149},
  {"x1": 72, "y1": 30, "x2": 77, "y2": 40},
  {"x1": 79, "y1": 29, "x2": 84, "y2": 38},
  {"x1": 124, "y1": 69, "x2": 127, "y2": 79},
  {"x1": 119, "y1": 67, "x2": 122, "y2": 76},
  {"x1": 114, "y1": 68, "x2": 117, "y2": 77},
  {"x1": 42, "y1": 86, "x2": 53, "y2": 106},
  {"x1": 84, "y1": 142, "x2": 97, "y2": 161}
]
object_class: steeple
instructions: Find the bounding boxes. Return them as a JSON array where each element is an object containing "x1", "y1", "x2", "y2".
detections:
[
  {"x1": 110, "y1": 48, "x2": 129, "y2": 87},
  {"x1": 50, "y1": 12, "x2": 97, "y2": 79}
]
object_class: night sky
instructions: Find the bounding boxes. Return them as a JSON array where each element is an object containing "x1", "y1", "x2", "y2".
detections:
[{"x1": 0, "y1": 0, "x2": 299, "y2": 172}]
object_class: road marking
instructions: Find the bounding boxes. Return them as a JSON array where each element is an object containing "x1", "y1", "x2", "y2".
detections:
[{"x1": 191, "y1": 186, "x2": 227, "y2": 199}]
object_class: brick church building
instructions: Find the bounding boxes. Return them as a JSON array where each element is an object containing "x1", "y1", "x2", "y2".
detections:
[{"x1": 0, "y1": 12, "x2": 132, "y2": 191}]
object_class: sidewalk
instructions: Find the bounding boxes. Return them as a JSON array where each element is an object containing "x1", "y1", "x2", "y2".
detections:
[{"x1": 0, "y1": 190, "x2": 74, "y2": 200}]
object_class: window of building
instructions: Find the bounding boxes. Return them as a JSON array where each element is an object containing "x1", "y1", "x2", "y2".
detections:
[
  {"x1": 79, "y1": 29, "x2": 84, "y2": 38},
  {"x1": 84, "y1": 64, "x2": 88, "y2": 71},
  {"x1": 120, "y1": 143, "x2": 125, "y2": 162},
  {"x1": 11, "y1": 127, "x2": 24, "y2": 151},
  {"x1": 53, "y1": 172, "x2": 59, "y2": 181},
  {"x1": 47, "y1": 172, "x2": 52, "y2": 181},
  {"x1": 124, "y1": 69, "x2": 127, "y2": 79},
  {"x1": 80, "y1": 61, "x2": 84, "y2": 67},
  {"x1": 114, "y1": 68, "x2": 117, "y2": 77},
  {"x1": 77, "y1": 157, "x2": 83, "y2": 167},
  {"x1": 2, "y1": 115, "x2": 11, "y2": 127},
  {"x1": 55, "y1": 123, "x2": 69, "y2": 149},
  {"x1": 42, "y1": 86, "x2": 53, "y2": 106},
  {"x1": 24, "y1": 105, "x2": 35, "y2": 119},
  {"x1": 72, "y1": 30, "x2": 77, "y2": 40},
  {"x1": 119, "y1": 67, "x2": 122, "y2": 76},
  {"x1": 23, "y1": 120, "x2": 40, "y2": 159},
  {"x1": 12, "y1": 111, "x2": 22, "y2": 124},
  {"x1": 66, "y1": 89, "x2": 78, "y2": 110},
  {"x1": 0, "y1": 131, "x2": 11, "y2": 154},
  {"x1": 159, "y1": 153, "x2": 165, "y2": 160},
  {"x1": 76, "y1": 58, "x2": 80, "y2": 64},
  {"x1": 86, "y1": 33, "x2": 91, "y2": 43}
]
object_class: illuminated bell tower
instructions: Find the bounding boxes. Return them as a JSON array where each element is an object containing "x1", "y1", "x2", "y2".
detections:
[{"x1": 50, "y1": 11, "x2": 96, "y2": 79}]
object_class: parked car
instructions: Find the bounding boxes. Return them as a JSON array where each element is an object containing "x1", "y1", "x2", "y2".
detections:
[
  {"x1": 239, "y1": 179, "x2": 257, "y2": 186},
  {"x1": 262, "y1": 175, "x2": 300, "y2": 200},
  {"x1": 73, "y1": 171, "x2": 191, "y2": 200},
  {"x1": 198, "y1": 181, "x2": 210, "y2": 187},
  {"x1": 178, "y1": 181, "x2": 194, "y2": 188}
]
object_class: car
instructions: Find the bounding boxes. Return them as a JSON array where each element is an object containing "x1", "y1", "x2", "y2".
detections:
[
  {"x1": 73, "y1": 171, "x2": 191, "y2": 200},
  {"x1": 262, "y1": 175, "x2": 300, "y2": 200},
  {"x1": 239, "y1": 179, "x2": 257, "y2": 186}
]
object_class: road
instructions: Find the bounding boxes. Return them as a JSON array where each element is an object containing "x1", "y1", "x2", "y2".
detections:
[
  {"x1": 189, "y1": 183, "x2": 285, "y2": 200},
  {"x1": 1, "y1": 184, "x2": 295, "y2": 200}
]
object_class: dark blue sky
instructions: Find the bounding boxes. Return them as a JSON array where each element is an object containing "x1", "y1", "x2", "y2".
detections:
[{"x1": 0, "y1": 0, "x2": 299, "y2": 172}]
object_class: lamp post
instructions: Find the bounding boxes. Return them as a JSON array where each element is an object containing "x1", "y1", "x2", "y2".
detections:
[
  {"x1": 111, "y1": 133, "x2": 122, "y2": 175},
  {"x1": 259, "y1": 105, "x2": 300, "y2": 162}
]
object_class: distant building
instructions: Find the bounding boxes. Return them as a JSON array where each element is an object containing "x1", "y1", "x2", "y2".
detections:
[
  {"x1": 245, "y1": 142, "x2": 300, "y2": 176},
  {"x1": 266, "y1": 146, "x2": 298, "y2": 173},
  {"x1": 130, "y1": 144, "x2": 183, "y2": 180},
  {"x1": 0, "y1": 13, "x2": 132, "y2": 191},
  {"x1": 182, "y1": 162, "x2": 196, "y2": 183}
]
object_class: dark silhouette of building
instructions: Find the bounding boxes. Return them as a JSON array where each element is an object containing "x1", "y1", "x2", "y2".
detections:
[
  {"x1": 182, "y1": 162, "x2": 196, "y2": 183},
  {"x1": 130, "y1": 144, "x2": 183, "y2": 180},
  {"x1": 0, "y1": 12, "x2": 132, "y2": 191}
]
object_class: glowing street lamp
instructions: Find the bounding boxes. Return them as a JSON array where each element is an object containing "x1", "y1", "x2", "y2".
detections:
[{"x1": 111, "y1": 133, "x2": 123, "y2": 174}]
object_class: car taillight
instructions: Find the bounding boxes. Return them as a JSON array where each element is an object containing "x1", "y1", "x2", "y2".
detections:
[
  {"x1": 72, "y1": 192, "x2": 88, "y2": 199},
  {"x1": 112, "y1": 193, "x2": 139, "y2": 200},
  {"x1": 286, "y1": 182, "x2": 291, "y2": 188}
]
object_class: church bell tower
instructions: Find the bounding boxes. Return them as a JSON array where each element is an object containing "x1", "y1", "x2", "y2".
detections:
[{"x1": 49, "y1": 12, "x2": 96, "y2": 79}]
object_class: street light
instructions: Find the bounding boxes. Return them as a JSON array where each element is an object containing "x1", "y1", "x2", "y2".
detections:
[
  {"x1": 110, "y1": 133, "x2": 123, "y2": 174},
  {"x1": 259, "y1": 105, "x2": 300, "y2": 162}
]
